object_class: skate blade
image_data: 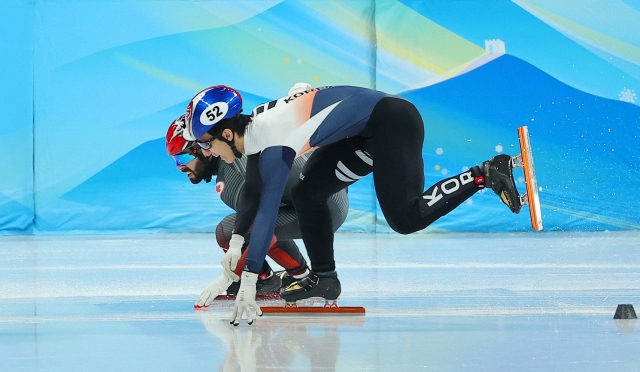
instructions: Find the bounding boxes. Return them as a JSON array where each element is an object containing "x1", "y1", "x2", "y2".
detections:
[
  {"x1": 194, "y1": 292, "x2": 281, "y2": 310},
  {"x1": 260, "y1": 306, "x2": 365, "y2": 315},
  {"x1": 516, "y1": 126, "x2": 543, "y2": 231},
  {"x1": 210, "y1": 292, "x2": 281, "y2": 301},
  {"x1": 289, "y1": 296, "x2": 339, "y2": 307},
  {"x1": 261, "y1": 297, "x2": 365, "y2": 315}
]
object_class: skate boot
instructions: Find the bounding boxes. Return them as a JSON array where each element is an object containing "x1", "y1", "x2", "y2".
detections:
[
  {"x1": 226, "y1": 280, "x2": 240, "y2": 296},
  {"x1": 482, "y1": 154, "x2": 522, "y2": 214},
  {"x1": 276, "y1": 268, "x2": 311, "y2": 289},
  {"x1": 280, "y1": 271, "x2": 341, "y2": 304},
  {"x1": 220, "y1": 273, "x2": 281, "y2": 300},
  {"x1": 275, "y1": 270, "x2": 297, "y2": 290},
  {"x1": 256, "y1": 272, "x2": 282, "y2": 295}
]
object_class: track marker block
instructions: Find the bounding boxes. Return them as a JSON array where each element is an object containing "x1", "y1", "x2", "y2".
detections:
[{"x1": 614, "y1": 304, "x2": 637, "y2": 319}]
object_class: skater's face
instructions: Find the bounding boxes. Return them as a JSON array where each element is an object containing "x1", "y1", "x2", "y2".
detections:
[
  {"x1": 177, "y1": 157, "x2": 208, "y2": 184},
  {"x1": 197, "y1": 130, "x2": 236, "y2": 164}
]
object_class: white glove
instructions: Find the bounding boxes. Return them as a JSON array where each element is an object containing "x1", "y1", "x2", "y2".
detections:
[
  {"x1": 194, "y1": 274, "x2": 234, "y2": 308},
  {"x1": 288, "y1": 82, "x2": 312, "y2": 96},
  {"x1": 221, "y1": 234, "x2": 244, "y2": 281},
  {"x1": 231, "y1": 271, "x2": 263, "y2": 326}
]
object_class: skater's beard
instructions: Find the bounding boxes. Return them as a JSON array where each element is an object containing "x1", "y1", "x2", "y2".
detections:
[
  {"x1": 182, "y1": 155, "x2": 219, "y2": 184},
  {"x1": 181, "y1": 162, "x2": 206, "y2": 184}
]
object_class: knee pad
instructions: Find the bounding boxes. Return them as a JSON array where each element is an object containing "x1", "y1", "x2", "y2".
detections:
[
  {"x1": 215, "y1": 223, "x2": 230, "y2": 251},
  {"x1": 215, "y1": 214, "x2": 235, "y2": 251}
]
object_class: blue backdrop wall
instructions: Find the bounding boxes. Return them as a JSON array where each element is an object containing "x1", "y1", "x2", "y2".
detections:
[{"x1": 1, "y1": 0, "x2": 639, "y2": 235}]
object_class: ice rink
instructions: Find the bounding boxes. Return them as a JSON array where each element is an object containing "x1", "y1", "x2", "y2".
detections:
[{"x1": 2, "y1": 231, "x2": 640, "y2": 371}]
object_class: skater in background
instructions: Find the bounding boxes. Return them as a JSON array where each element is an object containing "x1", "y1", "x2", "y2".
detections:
[
  {"x1": 184, "y1": 83, "x2": 522, "y2": 324},
  {"x1": 165, "y1": 114, "x2": 349, "y2": 308}
]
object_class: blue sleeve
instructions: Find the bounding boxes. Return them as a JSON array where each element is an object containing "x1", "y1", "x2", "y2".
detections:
[
  {"x1": 234, "y1": 154, "x2": 262, "y2": 237},
  {"x1": 244, "y1": 146, "x2": 296, "y2": 273}
]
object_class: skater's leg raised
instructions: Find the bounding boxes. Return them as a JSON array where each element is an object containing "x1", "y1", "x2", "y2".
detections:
[{"x1": 367, "y1": 97, "x2": 485, "y2": 234}]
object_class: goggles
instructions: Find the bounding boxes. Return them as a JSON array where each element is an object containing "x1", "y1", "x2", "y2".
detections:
[
  {"x1": 196, "y1": 137, "x2": 215, "y2": 150},
  {"x1": 172, "y1": 149, "x2": 198, "y2": 166}
]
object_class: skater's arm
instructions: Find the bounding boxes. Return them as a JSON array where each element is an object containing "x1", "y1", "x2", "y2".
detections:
[
  {"x1": 234, "y1": 154, "x2": 262, "y2": 237},
  {"x1": 243, "y1": 145, "x2": 296, "y2": 273}
]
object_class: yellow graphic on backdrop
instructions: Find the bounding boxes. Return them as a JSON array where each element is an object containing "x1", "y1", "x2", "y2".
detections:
[
  {"x1": 299, "y1": 0, "x2": 486, "y2": 77},
  {"x1": 519, "y1": 0, "x2": 640, "y2": 66}
]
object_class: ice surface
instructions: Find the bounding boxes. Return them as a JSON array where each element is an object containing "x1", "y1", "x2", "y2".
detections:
[{"x1": 1, "y1": 231, "x2": 639, "y2": 371}]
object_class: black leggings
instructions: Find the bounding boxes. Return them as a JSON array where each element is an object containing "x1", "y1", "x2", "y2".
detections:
[{"x1": 292, "y1": 97, "x2": 482, "y2": 272}]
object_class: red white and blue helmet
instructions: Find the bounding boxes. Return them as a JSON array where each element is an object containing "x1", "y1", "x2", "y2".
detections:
[
  {"x1": 183, "y1": 85, "x2": 243, "y2": 141},
  {"x1": 166, "y1": 115, "x2": 193, "y2": 156}
]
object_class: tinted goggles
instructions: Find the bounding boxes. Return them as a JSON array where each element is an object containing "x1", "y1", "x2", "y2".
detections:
[{"x1": 172, "y1": 150, "x2": 198, "y2": 166}]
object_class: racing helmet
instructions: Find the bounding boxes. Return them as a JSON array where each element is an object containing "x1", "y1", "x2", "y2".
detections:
[
  {"x1": 183, "y1": 85, "x2": 243, "y2": 141},
  {"x1": 165, "y1": 115, "x2": 193, "y2": 156},
  {"x1": 166, "y1": 115, "x2": 201, "y2": 167}
]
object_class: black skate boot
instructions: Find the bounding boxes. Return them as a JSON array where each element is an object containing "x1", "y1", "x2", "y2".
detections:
[
  {"x1": 256, "y1": 272, "x2": 282, "y2": 295},
  {"x1": 482, "y1": 154, "x2": 522, "y2": 214},
  {"x1": 223, "y1": 273, "x2": 281, "y2": 300},
  {"x1": 275, "y1": 270, "x2": 297, "y2": 290},
  {"x1": 280, "y1": 271, "x2": 341, "y2": 303},
  {"x1": 226, "y1": 280, "x2": 240, "y2": 296}
]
